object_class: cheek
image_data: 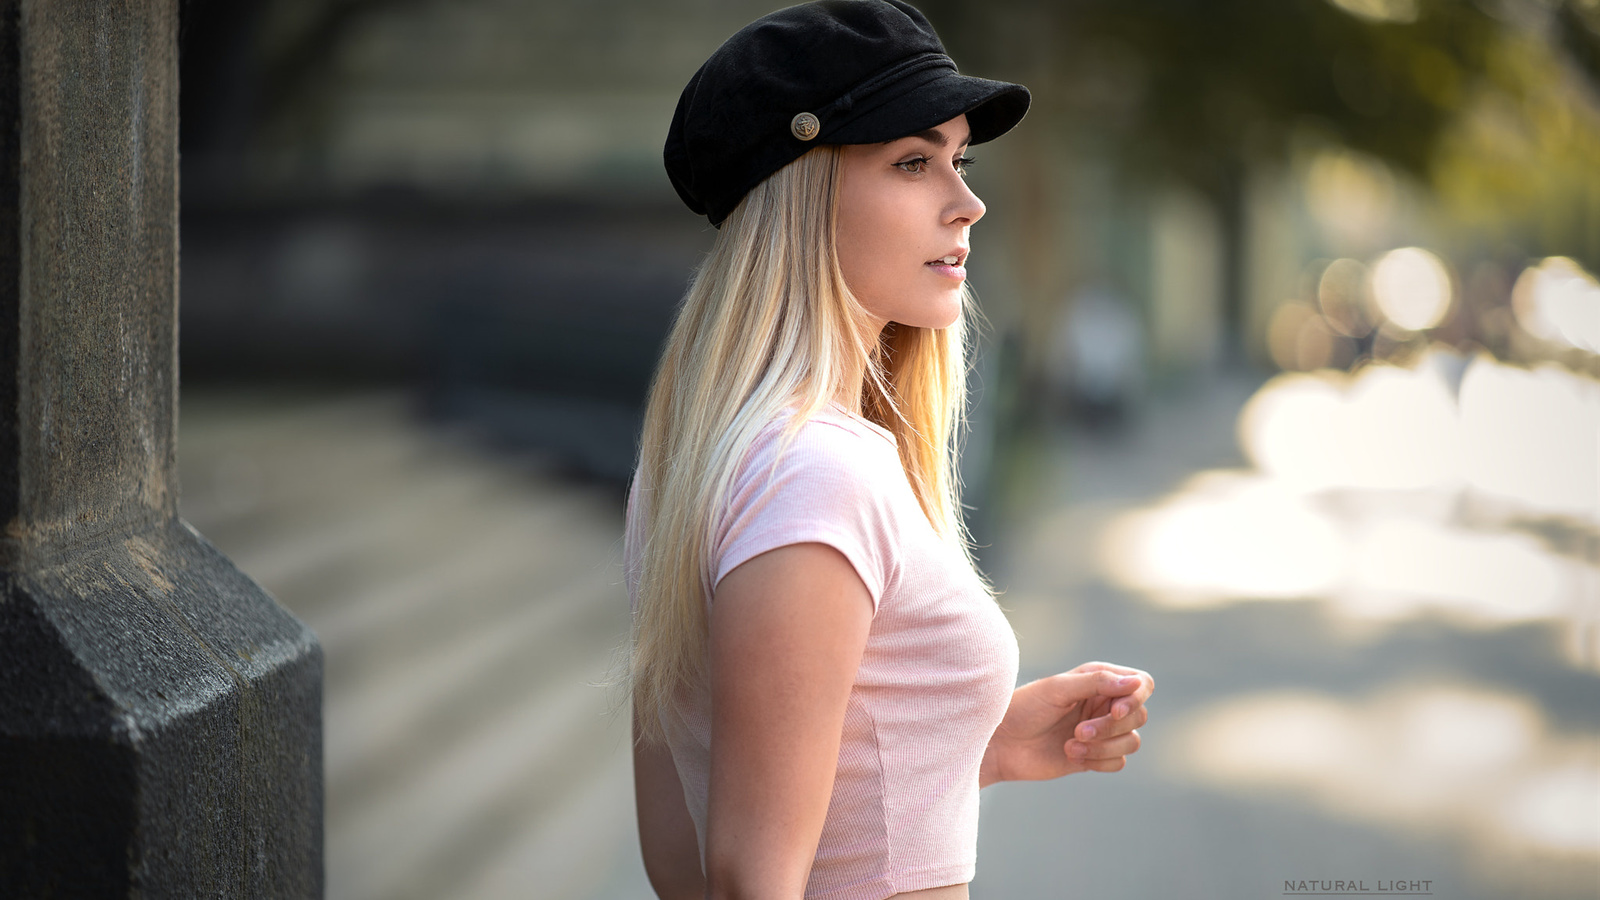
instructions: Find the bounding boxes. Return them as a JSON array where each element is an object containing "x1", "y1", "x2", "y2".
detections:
[{"x1": 835, "y1": 192, "x2": 908, "y2": 305}]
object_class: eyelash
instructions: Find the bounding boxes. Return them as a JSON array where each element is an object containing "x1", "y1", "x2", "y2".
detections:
[{"x1": 896, "y1": 156, "x2": 977, "y2": 175}]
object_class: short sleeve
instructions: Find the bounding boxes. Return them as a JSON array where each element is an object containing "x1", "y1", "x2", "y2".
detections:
[{"x1": 710, "y1": 418, "x2": 898, "y2": 611}]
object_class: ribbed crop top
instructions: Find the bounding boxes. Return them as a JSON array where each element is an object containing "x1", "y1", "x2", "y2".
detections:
[{"x1": 624, "y1": 406, "x2": 1019, "y2": 900}]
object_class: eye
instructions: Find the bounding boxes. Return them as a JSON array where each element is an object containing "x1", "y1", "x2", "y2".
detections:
[
  {"x1": 895, "y1": 156, "x2": 930, "y2": 174},
  {"x1": 954, "y1": 156, "x2": 977, "y2": 176}
]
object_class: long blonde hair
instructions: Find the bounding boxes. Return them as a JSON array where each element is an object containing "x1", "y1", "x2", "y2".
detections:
[{"x1": 630, "y1": 144, "x2": 979, "y2": 740}]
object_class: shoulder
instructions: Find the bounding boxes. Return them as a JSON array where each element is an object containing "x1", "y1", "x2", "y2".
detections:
[
  {"x1": 736, "y1": 406, "x2": 899, "y2": 494},
  {"x1": 716, "y1": 407, "x2": 903, "y2": 603},
  {"x1": 748, "y1": 405, "x2": 896, "y2": 466}
]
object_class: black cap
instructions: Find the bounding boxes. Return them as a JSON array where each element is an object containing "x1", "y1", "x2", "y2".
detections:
[{"x1": 665, "y1": 0, "x2": 1030, "y2": 226}]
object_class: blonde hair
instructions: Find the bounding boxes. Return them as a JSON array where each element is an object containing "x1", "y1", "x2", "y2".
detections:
[{"x1": 629, "y1": 144, "x2": 979, "y2": 741}]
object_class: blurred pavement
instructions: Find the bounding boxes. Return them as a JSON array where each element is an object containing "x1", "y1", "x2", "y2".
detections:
[
  {"x1": 974, "y1": 373, "x2": 1599, "y2": 900},
  {"x1": 179, "y1": 383, "x2": 1597, "y2": 900}
]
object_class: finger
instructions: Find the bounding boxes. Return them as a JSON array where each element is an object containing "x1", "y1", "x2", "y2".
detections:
[
  {"x1": 1072, "y1": 661, "x2": 1149, "y2": 683},
  {"x1": 1072, "y1": 660, "x2": 1138, "y2": 675},
  {"x1": 1037, "y1": 669, "x2": 1143, "y2": 709},
  {"x1": 1082, "y1": 755, "x2": 1127, "y2": 773},
  {"x1": 1066, "y1": 729, "x2": 1141, "y2": 761},
  {"x1": 1110, "y1": 695, "x2": 1144, "y2": 720},
  {"x1": 1090, "y1": 692, "x2": 1139, "y2": 724},
  {"x1": 1080, "y1": 694, "x2": 1114, "y2": 722},
  {"x1": 1075, "y1": 703, "x2": 1147, "y2": 742},
  {"x1": 1070, "y1": 663, "x2": 1155, "y2": 710},
  {"x1": 1107, "y1": 679, "x2": 1154, "y2": 720}
]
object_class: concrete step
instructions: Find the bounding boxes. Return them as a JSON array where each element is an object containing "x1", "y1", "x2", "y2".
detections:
[
  {"x1": 178, "y1": 388, "x2": 645, "y2": 900},
  {"x1": 327, "y1": 672, "x2": 615, "y2": 900},
  {"x1": 456, "y1": 750, "x2": 638, "y2": 900},
  {"x1": 325, "y1": 577, "x2": 623, "y2": 818}
]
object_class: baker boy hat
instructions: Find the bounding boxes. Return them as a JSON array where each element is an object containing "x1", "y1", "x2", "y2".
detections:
[{"x1": 665, "y1": 0, "x2": 1031, "y2": 226}]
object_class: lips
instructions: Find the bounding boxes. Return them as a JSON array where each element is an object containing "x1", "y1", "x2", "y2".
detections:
[{"x1": 925, "y1": 250, "x2": 969, "y2": 283}]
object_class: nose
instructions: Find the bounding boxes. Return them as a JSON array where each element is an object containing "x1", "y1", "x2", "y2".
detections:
[{"x1": 946, "y1": 172, "x2": 985, "y2": 226}]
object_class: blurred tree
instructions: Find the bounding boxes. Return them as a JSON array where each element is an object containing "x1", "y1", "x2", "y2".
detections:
[
  {"x1": 928, "y1": 0, "x2": 1600, "y2": 368},
  {"x1": 917, "y1": 0, "x2": 1600, "y2": 527},
  {"x1": 1554, "y1": 0, "x2": 1600, "y2": 90},
  {"x1": 925, "y1": 0, "x2": 1519, "y2": 364},
  {"x1": 1428, "y1": 22, "x2": 1600, "y2": 262}
]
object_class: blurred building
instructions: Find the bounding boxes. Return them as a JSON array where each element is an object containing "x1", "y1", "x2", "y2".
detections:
[
  {"x1": 178, "y1": 0, "x2": 1600, "y2": 464},
  {"x1": 178, "y1": 0, "x2": 786, "y2": 478}
]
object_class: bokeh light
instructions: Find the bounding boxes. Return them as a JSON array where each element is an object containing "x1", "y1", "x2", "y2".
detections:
[
  {"x1": 1371, "y1": 247, "x2": 1454, "y2": 332},
  {"x1": 1266, "y1": 302, "x2": 1340, "y2": 371},
  {"x1": 1100, "y1": 471, "x2": 1345, "y2": 603},
  {"x1": 1318, "y1": 258, "x2": 1377, "y2": 338},
  {"x1": 1513, "y1": 257, "x2": 1600, "y2": 354},
  {"x1": 1235, "y1": 350, "x2": 1599, "y2": 521},
  {"x1": 1326, "y1": 0, "x2": 1420, "y2": 24},
  {"x1": 1458, "y1": 358, "x2": 1600, "y2": 521},
  {"x1": 1100, "y1": 347, "x2": 1600, "y2": 665},
  {"x1": 1305, "y1": 151, "x2": 1398, "y2": 246},
  {"x1": 1349, "y1": 518, "x2": 1568, "y2": 623},
  {"x1": 1238, "y1": 359, "x2": 1462, "y2": 492},
  {"x1": 1173, "y1": 685, "x2": 1598, "y2": 857}
]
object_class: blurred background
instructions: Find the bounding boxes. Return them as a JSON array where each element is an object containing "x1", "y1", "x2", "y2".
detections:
[{"x1": 172, "y1": 0, "x2": 1599, "y2": 897}]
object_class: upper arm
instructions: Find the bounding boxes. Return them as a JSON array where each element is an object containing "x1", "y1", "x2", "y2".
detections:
[
  {"x1": 703, "y1": 541, "x2": 874, "y2": 899},
  {"x1": 634, "y1": 707, "x2": 706, "y2": 900}
]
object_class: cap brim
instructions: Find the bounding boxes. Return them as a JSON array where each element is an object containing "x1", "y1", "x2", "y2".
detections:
[{"x1": 823, "y1": 70, "x2": 1030, "y2": 147}]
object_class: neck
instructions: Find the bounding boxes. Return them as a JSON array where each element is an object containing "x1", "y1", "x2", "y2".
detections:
[{"x1": 830, "y1": 316, "x2": 894, "y2": 420}]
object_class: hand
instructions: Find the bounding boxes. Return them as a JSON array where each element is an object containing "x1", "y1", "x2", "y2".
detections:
[{"x1": 979, "y1": 661, "x2": 1153, "y2": 787}]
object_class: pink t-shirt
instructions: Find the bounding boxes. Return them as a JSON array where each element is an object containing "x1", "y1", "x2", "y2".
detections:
[{"x1": 625, "y1": 406, "x2": 1019, "y2": 900}]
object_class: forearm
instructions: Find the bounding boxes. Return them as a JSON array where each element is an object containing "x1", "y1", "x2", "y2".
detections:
[
  {"x1": 705, "y1": 776, "x2": 826, "y2": 899},
  {"x1": 635, "y1": 714, "x2": 707, "y2": 899}
]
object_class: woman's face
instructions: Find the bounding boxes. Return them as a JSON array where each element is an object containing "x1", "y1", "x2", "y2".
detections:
[{"x1": 835, "y1": 114, "x2": 986, "y2": 332}]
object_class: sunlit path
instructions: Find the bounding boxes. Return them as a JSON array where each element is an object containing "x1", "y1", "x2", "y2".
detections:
[
  {"x1": 979, "y1": 367, "x2": 1600, "y2": 900},
  {"x1": 1098, "y1": 351, "x2": 1600, "y2": 669}
]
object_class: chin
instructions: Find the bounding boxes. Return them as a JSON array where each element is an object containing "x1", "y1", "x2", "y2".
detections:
[
  {"x1": 906, "y1": 295, "x2": 964, "y2": 330},
  {"x1": 891, "y1": 315, "x2": 961, "y2": 331},
  {"x1": 865, "y1": 288, "x2": 964, "y2": 331}
]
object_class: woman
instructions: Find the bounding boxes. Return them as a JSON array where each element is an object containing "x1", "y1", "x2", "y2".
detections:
[{"x1": 625, "y1": 3, "x2": 1155, "y2": 898}]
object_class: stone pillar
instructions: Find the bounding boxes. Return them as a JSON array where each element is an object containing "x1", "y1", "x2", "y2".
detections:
[{"x1": 0, "y1": 1, "x2": 323, "y2": 895}]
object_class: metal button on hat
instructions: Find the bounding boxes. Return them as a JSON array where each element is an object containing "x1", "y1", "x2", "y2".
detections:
[{"x1": 791, "y1": 112, "x2": 821, "y2": 141}]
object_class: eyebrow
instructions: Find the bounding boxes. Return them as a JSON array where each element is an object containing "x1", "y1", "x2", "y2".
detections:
[{"x1": 898, "y1": 128, "x2": 973, "y2": 149}]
